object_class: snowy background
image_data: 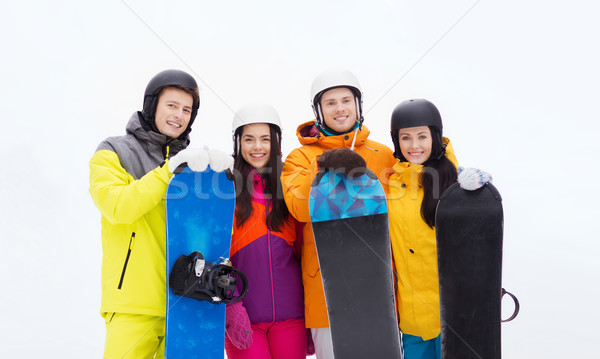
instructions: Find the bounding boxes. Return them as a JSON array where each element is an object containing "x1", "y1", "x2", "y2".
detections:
[{"x1": 1, "y1": 0, "x2": 599, "y2": 357}]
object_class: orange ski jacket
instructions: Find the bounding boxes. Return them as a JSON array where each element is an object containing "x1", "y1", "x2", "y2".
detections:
[{"x1": 281, "y1": 120, "x2": 396, "y2": 328}]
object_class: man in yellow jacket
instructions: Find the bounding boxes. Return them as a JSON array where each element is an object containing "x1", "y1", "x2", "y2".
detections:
[
  {"x1": 281, "y1": 69, "x2": 397, "y2": 359},
  {"x1": 89, "y1": 69, "x2": 231, "y2": 358}
]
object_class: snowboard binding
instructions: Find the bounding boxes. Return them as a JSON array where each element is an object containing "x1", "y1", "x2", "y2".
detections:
[{"x1": 169, "y1": 251, "x2": 248, "y2": 304}]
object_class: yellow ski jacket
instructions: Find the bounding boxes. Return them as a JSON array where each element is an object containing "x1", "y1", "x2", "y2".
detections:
[
  {"x1": 387, "y1": 138, "x2": 457, "y2": 340},
  {"x1": 89, "y1": 113, "x2": 185, "y2": 318}
]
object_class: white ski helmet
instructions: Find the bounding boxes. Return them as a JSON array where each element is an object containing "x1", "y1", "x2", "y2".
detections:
[
  {"x1": 232, "y1": 103, "x2": 282, "y2": 135},
  {"x1": 232, "y1": 103, "x2": 283, "y2": 158},
  {"x1": 310, "y1": 69, "x2": 364, "y2": 129}
]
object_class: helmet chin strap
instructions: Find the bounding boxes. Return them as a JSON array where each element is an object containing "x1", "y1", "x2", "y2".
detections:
[
  {"x1": 350, "y1": 125, "x2": 359, "y2": 151},
  {"x1": 315, "y1": 103, "x2": 323, "y2": 128},
  {"x1": 355, "y1": 97, "x2": 363, "y2": 130},
  {"x1": 351, "y1": 96, "x2": 363, "y2": 151}
]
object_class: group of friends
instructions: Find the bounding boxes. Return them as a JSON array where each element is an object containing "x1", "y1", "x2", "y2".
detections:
[{"x1": 89, "y1": 68, "x2": 490, "y2": 359}]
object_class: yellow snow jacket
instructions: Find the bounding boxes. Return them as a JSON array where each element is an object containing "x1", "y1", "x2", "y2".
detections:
[
  {"x1": 89, "y1": 113, "x2": 184, "y2": 318},
  {"x1": 281, "y1": 120, "x2": 397, "y2": 328},
  {"x1": 387, "y1": 138, "x2": 457, "y2": 340}
]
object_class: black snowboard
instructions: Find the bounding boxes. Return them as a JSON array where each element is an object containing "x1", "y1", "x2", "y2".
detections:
[
  {"x1": 436, "y1": 182, "x2": 517, "y2": 359},
  {"x1": 309, "y1": 169, "x2": 402, "y2": 359}
]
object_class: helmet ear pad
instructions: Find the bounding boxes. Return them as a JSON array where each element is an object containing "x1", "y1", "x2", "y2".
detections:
[
  {"x1": 141, "y1": 96, "x2": 160, "y2": 132},
  {"x1": 391, "y1": 128, "x2": 402, "y2": 160}
]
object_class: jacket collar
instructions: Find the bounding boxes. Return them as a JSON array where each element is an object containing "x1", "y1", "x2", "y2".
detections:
[
  {"x1": 295, "y1": 120, "x2": 371, "y2": 150},
  {"x1": 127, "y1": 112, "x2": 189, "y2": 155},
  {"x1": 250, "y1": 170, "x2": 269, "y2": 205}
]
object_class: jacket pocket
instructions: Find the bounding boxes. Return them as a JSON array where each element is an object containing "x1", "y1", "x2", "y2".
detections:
[
  {"x1": 103, "y1": 312, "x2": 116, "y2": 324},
  {"x1": 117, "y1": 232, "x2": 136, "y2": 289}
]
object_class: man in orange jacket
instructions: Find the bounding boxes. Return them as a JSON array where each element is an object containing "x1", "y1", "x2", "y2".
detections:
[{"x1": 281, "y1": 69, "x2": 397, "y2": 359}]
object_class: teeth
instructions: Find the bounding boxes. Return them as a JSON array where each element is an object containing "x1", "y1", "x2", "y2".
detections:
[
  {"x1": 167, "y1": 121, "x2": 181, "y2": 128},
  {"x1": 251, "y1": 154, "x2": 265, "y2": 158}
]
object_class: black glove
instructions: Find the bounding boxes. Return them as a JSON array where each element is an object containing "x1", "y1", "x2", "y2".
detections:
[{"x1": 317, "y1": 148, "x2": 368, "y2": 179}]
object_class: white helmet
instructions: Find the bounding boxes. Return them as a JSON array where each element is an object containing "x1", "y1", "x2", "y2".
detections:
[
  {"x1": 310, "y1": 69, "x2": 363, "y2": 129},
  {"x1": 232, "y1": 103, "x2": 283, "y2": 157},
  {"x1": 232, "y1": 103, "x2": 282, "y2": 135}
]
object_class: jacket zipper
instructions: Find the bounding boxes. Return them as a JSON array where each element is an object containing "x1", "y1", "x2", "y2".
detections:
[
  {"x1": 118, "y1": 232, "x2": 136, "y2": 289},
  {"x1": 263, "y1": 180, "x2": 276, "y2": 323}
]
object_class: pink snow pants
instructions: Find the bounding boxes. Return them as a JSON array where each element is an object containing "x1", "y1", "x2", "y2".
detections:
[{"x1": 225, "y1": 318, "x2": 307, "y2": 359}]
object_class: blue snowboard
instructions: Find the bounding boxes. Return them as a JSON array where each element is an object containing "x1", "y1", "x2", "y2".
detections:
[
  {"x1": 309, "y1": 169, "x2": 402, "y2": 359},
  {"x1": 165, "y1": 166, "x2": 235, "y2": 359}
]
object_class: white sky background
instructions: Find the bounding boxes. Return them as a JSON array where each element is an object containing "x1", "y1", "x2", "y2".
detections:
[{"x1": 1, "y1": 0, "x2": 599, "y2": 357}]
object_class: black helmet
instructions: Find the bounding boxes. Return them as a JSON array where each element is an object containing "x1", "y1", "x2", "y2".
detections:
[
  {"x1": 142, "y1": 69, "x2": 200, "y2": 138},
  {"x1": 390, "y1": 99, "x2": 444, "y2": 160}
]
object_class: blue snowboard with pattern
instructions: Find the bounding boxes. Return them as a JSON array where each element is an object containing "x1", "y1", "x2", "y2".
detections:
[
  {"x1": 309, "y1": 169, "x2": 402, "y2": 359},
  {"x1": 165, "y1": 166, "x2": 235, "y2": 359}
]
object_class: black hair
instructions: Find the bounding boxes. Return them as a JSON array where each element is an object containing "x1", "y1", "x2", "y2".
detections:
[
  {"x1": 232, "y1": 123, "x2": 290, "y2": 232},
  {"x1": 418, "y1": 127, "x2": 457, "y2": 228}
]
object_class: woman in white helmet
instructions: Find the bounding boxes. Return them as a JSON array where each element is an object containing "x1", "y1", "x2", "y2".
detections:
[
  {"x1": 281, "y1": 70, "x2": 397, "y2": 359},
  {"x1": 224, "y1": 104, "x2": 310, "y2": 359}
]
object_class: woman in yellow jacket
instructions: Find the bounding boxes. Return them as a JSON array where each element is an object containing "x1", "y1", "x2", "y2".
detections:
[{"x1": 388, "y1": 99, "x2": 490, "y2": 359}]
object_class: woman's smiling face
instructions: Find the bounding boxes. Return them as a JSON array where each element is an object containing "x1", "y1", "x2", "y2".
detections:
[
  {"x1": 398, "y1": 126, "x2": 432, "y2": 165},
  {"x1": 240, "y1": 123, "x2": 271, "y2": 171}
]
